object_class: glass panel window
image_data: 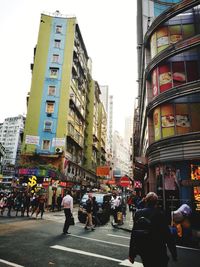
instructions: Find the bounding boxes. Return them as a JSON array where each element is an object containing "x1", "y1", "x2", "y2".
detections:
[
  {"x1": 175, "y1": 104, "x2": 190, "y2": 134},
  {"x1": 50, "y1": 68, "x2": 58, "y2": 78},
  {"x1": 52, "y1": 54, "x2": 59, "y2": 63},
  {"x1": 56, "y1": 25, "x2": 62, "y2": 33},
  {"x1": 42, "y1": 140, "x2": 50, "y2": 150},
  {"x1": 44, "y1": 121, "x2": 52, "y2": 132},
  {"x1": 48, "y1": 86, "x2": 56, "y2": 96},
  {"x1": 161, "y1": 104, "x2": 175, "y2": 138},
  {"x1": 46, "y1": 101, "x2": 54, "y2": 113},
  {"x1": 54, "y1": 39, "x2": 61, "y2": 48}
]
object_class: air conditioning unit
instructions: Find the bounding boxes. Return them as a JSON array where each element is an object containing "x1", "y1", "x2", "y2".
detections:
[{"x1": 55, "y1": 147, "x2": 63, "y2": 154}]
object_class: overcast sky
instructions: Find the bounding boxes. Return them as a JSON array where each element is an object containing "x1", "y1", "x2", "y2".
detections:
[{"x1": 0, "y1": 0, "x2": 138, "y2": 136}]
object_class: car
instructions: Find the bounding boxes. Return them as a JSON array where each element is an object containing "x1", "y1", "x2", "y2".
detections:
[{"x1": 78, "y1": 192, "x2": 112, "y2": 225}]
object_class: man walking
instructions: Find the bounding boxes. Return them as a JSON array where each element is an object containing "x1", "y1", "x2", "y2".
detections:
[
  {"x1": 61, "y1": 190, "x2": 73, "y2": 235},
  {"x1": 129, "y1": 192, "x2": 177, "y2": 267}
]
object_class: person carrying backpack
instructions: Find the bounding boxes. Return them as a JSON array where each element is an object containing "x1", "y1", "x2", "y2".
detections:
[{"x1": 129, "y1": 192, "x2": 177, "y2": 267}]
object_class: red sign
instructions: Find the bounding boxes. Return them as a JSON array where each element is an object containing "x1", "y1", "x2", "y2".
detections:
[
  {"x1": 134, "y1": 181, "x2": 142, "y2": 188},
  {"x1": 120, "y1": 176, "x2": 130, "y2": 187},
  {"x1": 96, "y1": 166, "x2": 110, "y2": 176}
]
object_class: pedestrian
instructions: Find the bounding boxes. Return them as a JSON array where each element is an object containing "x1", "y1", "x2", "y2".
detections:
[
  {"x1": 6, "y1": 193, "x2": 14, "y2": 217},
  {"x1": 84, "y1": 193, "x2": 95, "y2": 231},
  {"x1": 129, "y1": 192, "x2": 177, "y2": 267},
  {"x1": 61, "y1": 190, "x2": 73, "y2": 235},
  {"x1": 15, "y1": 192, "x2": 25, "y2": 217},
  {"x1": 30, "y1": 193, "x2": 39, "y2": 217},
  {"x1": 111, "y1": 193, "x2": 120, "y2": 225},
  {"x1": 92, "y1": 196, "x2": 101, "y2": 226},
  {"x1": 36, "y1": 194, "x2": 46, "y2": 219},
  {"x1": 0, "y1": 193, "x2": 7, "y2": 216},
  {"x1": 51, "y1": 193, "x2": 56, "y2": 212},
  {"x1": 57, "y1": 194, "x2": 62, "y2": 211},
  {"x1": 24, "y1": 192, "x2": 31, "y2": 217}
]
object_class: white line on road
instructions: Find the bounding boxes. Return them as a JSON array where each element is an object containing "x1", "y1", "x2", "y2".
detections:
[
  {"x1": 51, "y1": 245, "x2": 143, "y2": 266},
  {"x1": 0, "y1": 259, "x2": 24, "y2": 267},
  {"x1": 107, "y1": 234, "x2": 130, "y2": 239},
  {"x1": 69, "y1": 234, "x2": 129, "y2": 247},
  {"x1": 176, "y1": 245, "x2": 200, "y2": 251}
]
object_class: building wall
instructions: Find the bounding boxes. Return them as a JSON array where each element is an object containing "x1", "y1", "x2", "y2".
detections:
[
  {"x1": 23, "y1": 15, "x2": 76, "y2": 155},
  {"x1": 135, "y1": 0, "x2": 200, "y2": 223}
]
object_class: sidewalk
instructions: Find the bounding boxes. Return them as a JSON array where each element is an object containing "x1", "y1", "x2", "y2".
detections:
[{"x1": 111, "y1": 210, "x2": 133, "y2": 232}]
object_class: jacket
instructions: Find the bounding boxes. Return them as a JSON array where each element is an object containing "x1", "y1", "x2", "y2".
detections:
[{"x1": 129, "y1": 207, "x2": 177, "y2": 265}]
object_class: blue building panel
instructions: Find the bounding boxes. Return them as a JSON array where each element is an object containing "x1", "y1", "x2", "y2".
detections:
[{"x1": 37, "y1": 17, "x2": 68, "y2": 154}]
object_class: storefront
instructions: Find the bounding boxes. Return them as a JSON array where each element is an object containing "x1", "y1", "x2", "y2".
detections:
[{"x1": 154, "y1": 161, "x2": 200, "y2": 226}]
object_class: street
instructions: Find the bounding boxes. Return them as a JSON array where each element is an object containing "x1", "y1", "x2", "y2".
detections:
[{"x1": 0, "y1": 209, "x2": 200, "y2": 267}]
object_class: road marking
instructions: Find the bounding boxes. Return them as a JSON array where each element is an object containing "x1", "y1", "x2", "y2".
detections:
[
  {"x1": 69, "y1": 234, "x2": 128, "y2": 247},
  {"x1": 0, "y1": 259, "x2": 24, "y2": 267},
  {"x1": 107, "y1": 234, "x2": 130, "y2": 239},
  {"x1": 177, "y1": 245, "x2": 200, "y2": 251},
  {"x1": 51, "y1": 245, "x2": 142, "y2": 266}
]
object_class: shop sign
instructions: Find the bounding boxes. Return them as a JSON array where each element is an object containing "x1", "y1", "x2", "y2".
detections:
[
  {"x1": 96, "y1": 166, "x2": 110, "y2": 176},
  {"x1": 28, "y1": 175, "x2": 37, "y2": 193},
  {"x1": 181, "y1": 180, "x2": 200, "y2": 187},
  {"x1": 25, "y1": 135, "x2": 40, "y2": 145},
  {"x1": 60, "y1": 181, "x2": 67, "y2": 187},
  {"x1": 52, "y1": 138, "x2": 65, "y2": 147}
]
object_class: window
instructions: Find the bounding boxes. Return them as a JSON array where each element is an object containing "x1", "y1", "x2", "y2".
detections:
[
  {"x1": 48, "y1": 86, "x2": 56, "y2": 96},
  {"x1": 46, "y1": 101, "x2": 55, "y2": 114},
  {"x1": 44, "y1": 121, "x2": 52, "y2": 132},
  {"x1": 54, "y1": 39, "x2": 61, "y2": 48},
  {"x1": 52, "y1": 54, "x2": 59, "y2": 63},
  {"x1": 42, "y1": 140, "x2": 50, "y2": 150},
  {"x1": 50, "y1": 68, "x2": 58, "y2": 78},
  {"x1": 56, "y1": 25, "x2": 62, "y2": 33}
]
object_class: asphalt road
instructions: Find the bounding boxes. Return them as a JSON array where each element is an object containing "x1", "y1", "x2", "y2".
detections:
[{"x1": 0, "y1": 210, "x2": 200, "y2": 267}]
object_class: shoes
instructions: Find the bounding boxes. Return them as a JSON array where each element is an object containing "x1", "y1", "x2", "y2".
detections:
[
  {"x1": 84, "y1": 226, "x2": 89, "y2": 230},
  {"x1": 63, "y1": 232, "x2": 71, "y2": 235},
  {"x1": 91, "y1": 228, "x2": 95, "y2": 231}
]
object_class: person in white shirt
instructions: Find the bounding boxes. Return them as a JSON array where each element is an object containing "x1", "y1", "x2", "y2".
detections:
[
  {"x1": 61, "y1": 190, "x2": 73, "y2": 235},
  {"x1": 111, "y1": 194, "x2": 120, "y2": 224}
]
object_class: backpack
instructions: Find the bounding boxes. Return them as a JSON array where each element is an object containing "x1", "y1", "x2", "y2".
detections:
[
  {"x1": 133, "y1": 216, "x2": 152, "y2": 236},
  {"x1": 132, "y1": 214, "x2": 153, "y2": 252}
]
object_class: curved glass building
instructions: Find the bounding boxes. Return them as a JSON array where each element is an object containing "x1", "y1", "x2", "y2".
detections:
[{"x1": 134, "y1": 0, "x2": 200, "y2": 227}]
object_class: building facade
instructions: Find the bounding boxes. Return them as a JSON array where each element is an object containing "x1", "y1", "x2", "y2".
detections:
[
  {"x1": 0, "y1": 115, "x2": 25, "y2": 186},
  {"x1": 20, "y1": 12, "x2": 106, "y2": 193},
  {"x1": 134, "y1": 0, "x2": 200, "y2": 225},
  {"x1": 113, "y1": 131, "x2": 130, "y2": 181}
]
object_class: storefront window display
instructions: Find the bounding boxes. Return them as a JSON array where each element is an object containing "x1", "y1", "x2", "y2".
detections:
[
  {"x1": 151, "y1": 49, "x2": 200, "y2": 97},
  {"x1": 191, "y1": 164, "x2": 200, "y2": 212},
  {"x1": 153, "y1": 101, "x2": 200, "y2": 141},
  {"x1": 150, "y1": 7, "x2": 195, "y2": 58},
  {"x1": 155, "y1": 164, "x2": 180, "y2": 221}
]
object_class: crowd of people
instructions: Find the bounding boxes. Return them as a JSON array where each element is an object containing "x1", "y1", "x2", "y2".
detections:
[{"x1": 0, "y1": 190, "x2": 47, "y2": 219}]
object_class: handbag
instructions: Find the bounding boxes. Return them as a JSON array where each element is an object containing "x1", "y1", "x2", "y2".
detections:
[{"x1": 69, "y1": 216, "x2": 75, "y2": 225}]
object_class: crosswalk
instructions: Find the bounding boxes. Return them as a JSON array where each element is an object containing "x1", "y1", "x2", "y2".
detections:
[{"x1": 50, "y1": 233, "x2": 142, "y2": 267}]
